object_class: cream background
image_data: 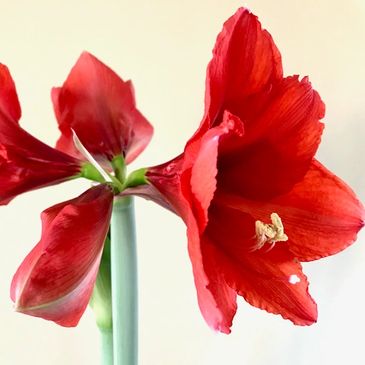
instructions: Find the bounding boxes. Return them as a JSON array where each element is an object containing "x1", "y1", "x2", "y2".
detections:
[{"x1": 0, "y1": 0, "x2": 364, "y2": 364}]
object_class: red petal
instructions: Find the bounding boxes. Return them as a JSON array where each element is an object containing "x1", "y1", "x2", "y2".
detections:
[
  {"x1": 0, "y1": 68, "x2": 81, "y2": 205},
  {"x1": 52, "y1": 52, "x2": 153, "y2": 163},
  {"x1": 192, "y1": 231, "x2": 237, "y2": 334},
  {"x1": 10, "y1": 185, "x2": 113, "y2": 326},
  {"x1": 183, "y1": 209, "x2": 237, "y2": 334},
  {"x1": 284, "y1": 161, "x2": 365, "y2": 260},
  {"x1": 122, "y1": 183, "x2": 177, "y2": 215},
  {"x1": 144, "y1": 111, "x2": 244, "y2": 230},
  {"x1": 205, "y1": 203, "x2": 317, "y2": 325},
  {"x1": 146, "y1": 167, "x2": 237, "y2": 332},
  {"x1": 219, "y1": 160, "x2": 364, "y2": 261},
  {"x1": 144, "y1": 154, "x2": 187, "y2": 217},
  {"x1": 188, "y1": 111, "x2": 244, "y2": 231},
  {"x1": 202, "y1": 7, "x2": 282, "y2": 132},
  {"x1": 0, "y1": 148, "x2": 80, "y2": 205},
  {"x1": 0, "y1": 64, "x2": 21, "y2": 122},
  {"x1": 145, "y1": 140, "x2": 242, "y2": 332},
  {"x1": 217, "y1": 76, "x2": 325, "y2": 199}
]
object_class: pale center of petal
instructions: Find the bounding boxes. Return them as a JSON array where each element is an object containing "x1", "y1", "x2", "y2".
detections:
[{"x1": 253, "y1": 213, "x2": 288, "y2": 251}]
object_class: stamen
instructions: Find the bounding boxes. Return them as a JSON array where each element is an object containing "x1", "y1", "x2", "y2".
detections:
[
  {"x1": 72, "y1": 129, "x2": 112, "y2": 182},
  {"x1": 252, "y1": 213, "x2": 288, "y2": 252}
]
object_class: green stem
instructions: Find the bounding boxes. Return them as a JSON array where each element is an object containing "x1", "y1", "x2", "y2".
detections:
[
  {"x1": 100, "y1": 329, "x2": 113, "y2": 365},
  {"x1": 111, "y1": 196, "x2": 138, "y2": 365},
  {"x1": 90, "y1": 233, "x2": 113, "y2": 364}
]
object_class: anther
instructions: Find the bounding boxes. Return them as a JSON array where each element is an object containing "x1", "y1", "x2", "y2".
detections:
[{"x1": 252, "y1": 213, "x2": 288, "y2": 252}]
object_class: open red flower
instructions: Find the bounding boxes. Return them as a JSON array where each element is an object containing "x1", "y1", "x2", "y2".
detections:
[
  {"x1": 1, "y1": 53, "x2": 152, "y2": 326},
  {"x1": 129, "y1": 8, "x2": 365, "y2": 333}
]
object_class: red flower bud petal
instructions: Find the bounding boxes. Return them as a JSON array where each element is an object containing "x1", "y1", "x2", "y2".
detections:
[
  {"x1": 52, "y1": 52, "x2": 153, "y2": 163},
  {"x1": 10, "y1": 185, "x2": 113, "y2": 326},
  {"x1": 0, "y1": 64, "x2": 21, "y2": 122},
  {"x1": 0, "y1": 67, "x2": 81, "y2": 205}
]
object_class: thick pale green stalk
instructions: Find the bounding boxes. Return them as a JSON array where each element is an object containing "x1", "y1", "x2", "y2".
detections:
[
  {"x1": 90, "y1": 234, "x2": 113, "y2": 364},
  {"x1": 111, "y1": 196, "x2": 138, "y2": 365},
  {"x1": 100, "y1": 329, "x2": 113, "y2": 365}
]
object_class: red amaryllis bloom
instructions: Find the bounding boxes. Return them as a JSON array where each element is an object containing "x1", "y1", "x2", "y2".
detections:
[
  {"x1": 2, "y1": 52, "x2": 152, "y2": 326},
  {"x1": 129, "y1": 8, "x2": 365, "y2": 333}
]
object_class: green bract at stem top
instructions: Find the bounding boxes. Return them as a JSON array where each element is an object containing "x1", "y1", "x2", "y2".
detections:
[
  {"x1": 122, "y1": 168, "x2": 148, "y2": 188},
  {"x1": 80, "y1": 162, "x2": 106, "y2": 183},
  {"x1": 78, "y1": 156, "x2": 148, "y2": 194},
  {"x1": 111, "y1": 155, "x2": 126, "y2": 183}
]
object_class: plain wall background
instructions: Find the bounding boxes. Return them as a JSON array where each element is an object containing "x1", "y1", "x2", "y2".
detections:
[{"x1": 0, "y1": 1, "x2": 365, "y2": 364}]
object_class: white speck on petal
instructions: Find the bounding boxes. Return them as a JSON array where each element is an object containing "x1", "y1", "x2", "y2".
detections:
[{"x1": 289, "y1": 274, "x2": 301, "y2": 284}]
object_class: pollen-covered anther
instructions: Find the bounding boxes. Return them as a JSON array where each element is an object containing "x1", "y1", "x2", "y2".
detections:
[{"x1": 253, "y1": 213, "x2": 288, "y2": 252}]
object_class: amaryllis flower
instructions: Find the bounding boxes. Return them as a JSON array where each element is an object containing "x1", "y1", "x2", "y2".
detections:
[
  {"x1": 2, "y1": 52, "x2": 152, "y2": 326},
  {"x1": 128, "y1": 8, "x2": 365, "y2": 333}
]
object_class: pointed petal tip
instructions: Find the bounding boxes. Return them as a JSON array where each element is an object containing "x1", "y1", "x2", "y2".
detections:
[
  {"x1": 214, "y1": 318, "x2": 235, "y2": 334},
  {"x1": 257, "y1": 291, "x2": 318, "y2": 327},
  {"x1": 358, "y1": 198, "x2": 365, "y2": 225},
  {"x1": 205, "y1": 310, "x2": 233, "y2": 334},
  {"x1": 233, "y1": 7, "x2": 253, "y2": 19},
  {"x1": 80, "y1": 50, "x2": 91, "y2": 57},
  {"x1": 215, "y1": 322, "x2": 232, "y2": 334},
  {"x1": 0, "y1": 63, "x2": 22, "y2": 122},
  {"x1": 76, "y1": 52, "x2": 109, "y2": 72},
  {"x1": 290, "y1": 311, "x2": 318, "y2": 326},
  {"x1": 13, "y1": 300, "x2": 81, "y2": 327},
  {"x1": 78, "y1": 50, "x2": 95, "y2": 62}
]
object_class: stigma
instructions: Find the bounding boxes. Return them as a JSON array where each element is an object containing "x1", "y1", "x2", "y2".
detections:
[{"x1": 253, "y1": 213, "x2": 288, "y2": 251}]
